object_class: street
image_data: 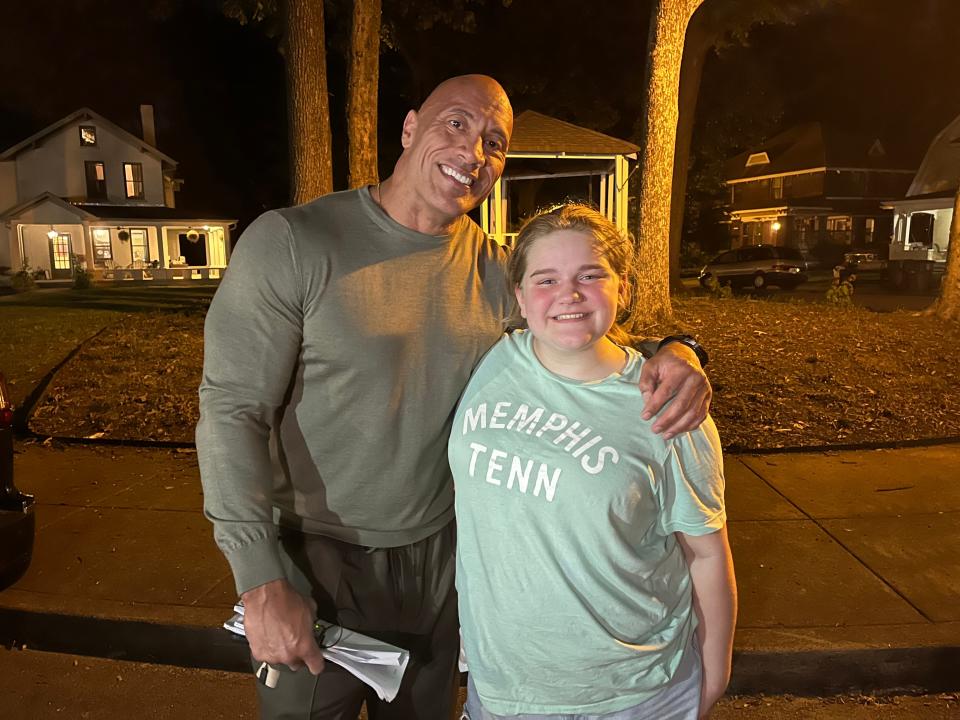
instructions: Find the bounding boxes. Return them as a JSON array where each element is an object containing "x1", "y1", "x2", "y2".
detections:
[{"x1": 2, "y1": 647, "x2": 958, "y2": 720}]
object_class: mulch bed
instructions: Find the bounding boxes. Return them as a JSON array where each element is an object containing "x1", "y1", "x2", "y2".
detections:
[{"x1": 27, "y1": 297, "x2": 960, "y2": 450}]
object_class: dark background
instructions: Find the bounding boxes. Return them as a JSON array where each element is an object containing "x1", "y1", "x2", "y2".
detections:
[{"x1": 1, "y1": 0, "x2": 957, "y2": 235}]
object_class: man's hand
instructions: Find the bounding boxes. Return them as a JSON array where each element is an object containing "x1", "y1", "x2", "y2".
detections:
[
  {"x1": 241, "y1": 578, "x2": 325, "y2": 675},
  {"x1": 639, "y1": 342, "x2": 712, "y2": 438}
]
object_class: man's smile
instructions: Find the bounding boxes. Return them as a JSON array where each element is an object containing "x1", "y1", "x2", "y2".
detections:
[{"x1": 440, "y1": 164, "x2": 475, "y2": 186}]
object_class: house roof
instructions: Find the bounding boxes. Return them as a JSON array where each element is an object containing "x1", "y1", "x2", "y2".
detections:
[
  {"x1": 0, "y1": 108, "x2": 177, "y2": 167},
  {"x1": 725, "y1": 122, "x2": 916, "y2": 182},
  {"x1": 508, "y1": 111, "x2": 639, "y2": 156},
  {"x1": 73, "y1": 204, "x2": 235, "y2": 223},
  {"x1": 0, "y1": 193, "x2": 234, "y2": 224},
  {"x1": 907, "y1": 112, "x2": 960, "y2": 197},
  {"x1": 0, "y1": 192, "x2": 97, "y2": 221}
]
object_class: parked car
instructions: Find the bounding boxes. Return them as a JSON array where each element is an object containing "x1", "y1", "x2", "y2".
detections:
[
  {"x1": 839, "y1": 248, "x2": 888, "y2": 280},
  {"x1": 699, "y1": 245, "x2": 808, "y2": 290},
  {"x1": 0, "y1": 372, "x2": 35, "y2": 589}
]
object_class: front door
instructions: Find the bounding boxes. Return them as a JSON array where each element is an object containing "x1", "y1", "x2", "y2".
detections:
[{"x1": 48, "y1": 233, "x2": 73, "y2": 280}]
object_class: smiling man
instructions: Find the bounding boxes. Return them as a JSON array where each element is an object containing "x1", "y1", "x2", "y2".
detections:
[{"x1": 197, "y1": 74, "x2": 712, "y2": 720}]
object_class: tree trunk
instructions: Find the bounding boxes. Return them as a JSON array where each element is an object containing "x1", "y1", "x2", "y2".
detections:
[
  {"x1": 668, "y1": 15, "x2": 715, "y2": 292},
  {"x1": 931, "y1": 188, "x2": 960, "y2": 321},
  {"x1": 629, "y1": 0, "x2": 704, "y2": 330},
  {"x1": 347, "y1": 0, "x2": 382, "y2": 188},
  {"x1": 284, "y1": 0, "x2": 333, "y2": 204}
]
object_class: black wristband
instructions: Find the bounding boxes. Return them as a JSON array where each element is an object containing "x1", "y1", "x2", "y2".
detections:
[{"x1": 658, "y1": 334, "x2": 709, "y2": 367}]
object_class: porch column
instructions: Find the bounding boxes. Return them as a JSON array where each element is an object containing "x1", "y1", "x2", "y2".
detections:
[
  {"x1": 614, "y1": 155, "x2": 629, "y2": 235},
  {"x1": 490, "y1": 178, "x2": 506, "y2": 246},
  {"x1": 157, "y1": 226, "x2": 168, "y2": 268},
  {"x1": 81, "y1": 223, "x2": 95, "y2": 270}
]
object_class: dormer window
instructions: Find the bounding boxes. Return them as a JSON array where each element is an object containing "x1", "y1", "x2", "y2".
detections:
[
  {"x1": 79, "y1": 126, "x2": 97, "y2": 147},
  {"x1": 745, "y1": 152, "x2": 770, "y2": 167}
]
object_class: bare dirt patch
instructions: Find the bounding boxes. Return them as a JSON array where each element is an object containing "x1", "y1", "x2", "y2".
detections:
[
  {"x1": 646, "y1": 297, "x2": 960, "y2": 450},
  {"x1": 0, "y1": 306, "x2": 121, "y2": 405},
  {"x1": 29, "y1": 312, "x2": 205, "y2": 442},
  {"x1": 26, "y1": 297, "x2": 960, "y2": 449}
]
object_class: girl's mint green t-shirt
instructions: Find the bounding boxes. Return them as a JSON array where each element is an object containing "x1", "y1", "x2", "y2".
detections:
[{"x1": 450, "y1": 330, "x2": 726, "y2": 716}]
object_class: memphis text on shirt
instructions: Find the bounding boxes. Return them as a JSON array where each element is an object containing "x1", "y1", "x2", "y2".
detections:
[{"x1": 459, "y1": 401, "x2": 621, "y2": 503}]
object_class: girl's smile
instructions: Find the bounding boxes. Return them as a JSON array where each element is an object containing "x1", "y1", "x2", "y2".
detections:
[{"x1": 515, "y1": 229, "x2": 627, "y2": 380}]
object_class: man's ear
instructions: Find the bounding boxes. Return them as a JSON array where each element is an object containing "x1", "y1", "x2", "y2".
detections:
[
  {"x1": 514, "y1": 284, "x2": 528, "y2": 319},
  {"x1": 400, "y1": 110, "x2": 418, "y2": 149}
]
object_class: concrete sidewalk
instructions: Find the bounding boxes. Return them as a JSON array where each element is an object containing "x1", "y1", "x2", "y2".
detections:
[{"x1": 1, "y1": 441, "x2": 958, "y2": 695}]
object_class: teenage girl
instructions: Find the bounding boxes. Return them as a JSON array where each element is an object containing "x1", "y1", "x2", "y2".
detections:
[{"x1": 449, "y1": 204, "x2": 736, "y2": 720}]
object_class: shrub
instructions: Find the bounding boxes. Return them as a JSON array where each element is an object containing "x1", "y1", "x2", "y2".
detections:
[
  {"x1": 703, "y1": 274, "x2": 733, "y2": 299},
  {"x1": 680, "y1": 241, "x2": 711, "y2": 271},
  {"x1": 826, "y1": 275, "x2": 856, "y2": 306},
  {"x1": 11, "y1": 261, "x2": 36, "y2": 292},
  {"x1": 71, "y1": 254, "x2": 91, "y2": 290}
]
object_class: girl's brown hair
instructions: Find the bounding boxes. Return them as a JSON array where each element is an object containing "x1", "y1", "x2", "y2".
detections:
[{"x1": 506, "y1": 203, "x2": 636, "y2": 346}]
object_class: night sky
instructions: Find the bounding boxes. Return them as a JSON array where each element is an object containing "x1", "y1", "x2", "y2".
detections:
[{"x1": 2, "y1": 0, "x2": 957, "y2": 232}]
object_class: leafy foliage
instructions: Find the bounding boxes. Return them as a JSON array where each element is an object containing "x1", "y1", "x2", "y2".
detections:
[
  {"x1": 703, "y1": 275, "x2": 733, "y2": 299},
  {"x1": 825, "y1": 276, "x2": 856, "y2": 306}
]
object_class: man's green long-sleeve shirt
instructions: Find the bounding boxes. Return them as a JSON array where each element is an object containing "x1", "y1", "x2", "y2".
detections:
[{"x1": 196, "y1": 189, "x2": 509, "y2": 594}]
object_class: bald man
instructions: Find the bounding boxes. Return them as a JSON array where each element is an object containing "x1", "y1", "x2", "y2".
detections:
[{"x1": 198, "y1": 75, "x2": 711, "y2": 719}]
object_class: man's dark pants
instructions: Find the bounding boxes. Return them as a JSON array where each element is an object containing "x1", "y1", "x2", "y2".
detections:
[{"x1": 252, "y1": 523, "x2": 460, "y2": 720}]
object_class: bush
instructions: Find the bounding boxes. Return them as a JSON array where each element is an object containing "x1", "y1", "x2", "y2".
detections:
[
  {"x1": 11, "y1": 262, "x2": 36, "y2": 292},
  {"x1": 71, "y1": 254, "x2": 91, "y2": 290},
  {"x1": 680, "y1": 241, "x2": 711, "y2": 271},
  {"x1": 703, "y1": 274, "x2": 733, "y2": 299},
  {"x1": 810, "y1": 240, "x2": 847, "y2": 269},
  {"x1": 826, "y1": 275, "x2": 856, "y2": 306}
]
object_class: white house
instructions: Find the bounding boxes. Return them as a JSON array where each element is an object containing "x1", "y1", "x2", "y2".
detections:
[
  {"x1": 0, "y1": 106, "x2": 234, "y2": 283},
  {"x1": 883, "y1": 113, "x2": 960, "y2": 290}
]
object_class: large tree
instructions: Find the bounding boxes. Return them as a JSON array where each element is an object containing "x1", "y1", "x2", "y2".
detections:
[
  {"x1": 285, "y1": 0, "x2": 335, "y2": 202},
  {"x1": 347, "y1": 0, "x2": 382, "y2": 188},
  {"x1": 930, "y1": 189, "x2": 960, "y2": 322},
  {"x1": 223, "y1": 0, "x2": 334, "y2": 203},
  {"x1": 629, "y1": 0, "x2": 704, "y2": 329}
]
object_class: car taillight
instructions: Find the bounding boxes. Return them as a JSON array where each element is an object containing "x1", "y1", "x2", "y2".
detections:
[{"x1": 0, "y1": 406, "x2": 13, "y2": 428}]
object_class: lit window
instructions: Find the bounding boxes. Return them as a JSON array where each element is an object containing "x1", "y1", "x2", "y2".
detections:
[
  {"x1": 51, "y1": 234, "x2": 72, "y2": 271},
  {"x1": 79, "y1": 126, "x2": 97, "y2": 146},
  {"x1": 130, "y1": 229, "x2": 149, "y2": 263},
  {"x1": 746, "y1": 152, "x2": 770, "y2": 167},
  {"x1": 92, "y1": 228, "x2": 112, "y2": 265},
  {"x1": 123, "y1": 163, "x2": 144, "y2": 199}
]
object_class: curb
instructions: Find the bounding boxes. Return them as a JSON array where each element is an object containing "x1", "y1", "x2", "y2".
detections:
[
  {"x1": 729, "y1": 645, "x2": 960, "y2": 696},
  {"x1": 2, "y1": 608, "x2": 958, "y2": 696}
]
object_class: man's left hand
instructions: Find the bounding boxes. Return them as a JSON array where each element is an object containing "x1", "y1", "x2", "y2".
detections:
[{"x1": 639, "y1": 342, "x2": 712, "y2": 438}]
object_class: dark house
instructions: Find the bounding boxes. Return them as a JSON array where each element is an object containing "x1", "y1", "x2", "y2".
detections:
[{"x1": 724, "y1": 123, "x2": 915, "y2": 260}]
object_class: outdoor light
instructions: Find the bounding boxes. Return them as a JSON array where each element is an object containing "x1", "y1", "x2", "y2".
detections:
[
  {"x1": 46, "y1": 226, "x2": 58, "y2": 240},
  {"x1": 772, "y1": 221, "x2": 782, "y2": 231}
]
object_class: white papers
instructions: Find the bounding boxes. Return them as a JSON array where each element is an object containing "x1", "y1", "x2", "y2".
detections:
[{"x1": 224, "y1": 602, "x2": 410, "y2": 702}]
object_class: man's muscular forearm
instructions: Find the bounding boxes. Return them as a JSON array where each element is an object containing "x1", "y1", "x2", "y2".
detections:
[{"x1": 242, "y1": 578, "x2": 326, "y2": 675}]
